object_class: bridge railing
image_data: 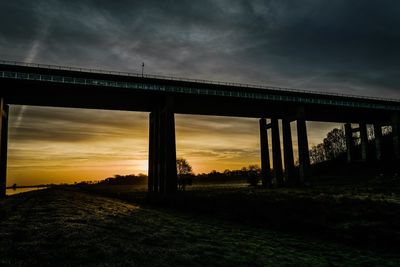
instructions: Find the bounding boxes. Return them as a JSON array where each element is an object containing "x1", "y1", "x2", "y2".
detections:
[{"x1": 0, "y1": 59, "x2": 399, "y2": 103}]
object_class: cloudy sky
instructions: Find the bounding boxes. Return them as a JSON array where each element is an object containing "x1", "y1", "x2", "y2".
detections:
[{"x1": 1, "y1": 0, "x2": 399, "y2": 185}]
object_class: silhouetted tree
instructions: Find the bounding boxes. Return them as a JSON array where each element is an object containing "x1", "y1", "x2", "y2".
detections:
[
  {"x1": 177, "y1": 158, "x2": 193, "y2": 176},
  {"x1": 367, "y1": 125, "x2": 375, "y2": 140},
  {"x1": 177, "y1": 158, "x2": 193, "y2": 190},
  {"x1": 309, "y1": 128, "x2": 346, "y2": 164},
  {"x1": 246, "y1": 165, "x2": 261, "y2": 186},
  {"x1": 310, "y1": 143, "x2": 327, "y2": 164},
  {"x1": 323, "y1": 128, "x2": 346, "y2": 160},
  {"x1": 382, "y1": 126, "x2": 392, "y2": 136},
  {"x1": 98, "y1": 174, "x2": 147, "y2": 185}
]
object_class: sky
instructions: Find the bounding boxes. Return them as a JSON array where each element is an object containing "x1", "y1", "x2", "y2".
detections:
[{"x1": 1, "y1": 0, "x2": 400, "y2": 185}]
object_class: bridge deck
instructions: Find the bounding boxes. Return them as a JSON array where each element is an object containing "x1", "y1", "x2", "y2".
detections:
[{"x1": 1, "y1": 60, "x2": 399, "y2": 123}]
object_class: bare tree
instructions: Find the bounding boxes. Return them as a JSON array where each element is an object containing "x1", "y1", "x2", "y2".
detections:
[{"x1": 176, "y1": 158, "x2": 193, "y2": 190}]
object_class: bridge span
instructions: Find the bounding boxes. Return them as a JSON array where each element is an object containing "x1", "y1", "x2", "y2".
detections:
[{"x1": 1, "y1": 60, "x2": 400, "y2": 195}]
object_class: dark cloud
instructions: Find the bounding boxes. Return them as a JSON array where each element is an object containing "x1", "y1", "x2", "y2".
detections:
[{"x1": 2, "y1": 0, "x2": 399, "y2": 97}]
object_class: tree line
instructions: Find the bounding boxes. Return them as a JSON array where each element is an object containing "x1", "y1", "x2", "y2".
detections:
[
  {"x1": 77, "y1": 158, "x2": 262, "y2": 189},
  {"x1": 309, "y1": 125, "x2": 392, "y2": 164},
  {"x1": 78, "y1": 124, "x2": 394, "y2": 189}
]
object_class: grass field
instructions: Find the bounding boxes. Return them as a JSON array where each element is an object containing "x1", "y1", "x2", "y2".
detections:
[{"x1": 0, "y1": 185, "x2": 399, "y2": 266}]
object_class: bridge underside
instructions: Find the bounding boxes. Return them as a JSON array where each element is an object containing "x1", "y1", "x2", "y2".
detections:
[
  {"x1": 1, "y1": 67, "x2": 400, "y2": 196},
  {"x1": 1, "y1": 79, "x2": 395, "y2": 124}
]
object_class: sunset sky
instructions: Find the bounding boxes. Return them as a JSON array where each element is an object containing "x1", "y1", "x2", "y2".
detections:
[{"x1": 1, "y1": 1, "x2": 399, "y2": 186}]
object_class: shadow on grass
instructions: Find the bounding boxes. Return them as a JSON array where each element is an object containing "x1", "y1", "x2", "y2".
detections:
[
  {"x1": 1, "y1": 187, "x2": 399, "y2": 266},
  {"x1": 81, "y1": 183, "x2": 400, "y2": 253}
]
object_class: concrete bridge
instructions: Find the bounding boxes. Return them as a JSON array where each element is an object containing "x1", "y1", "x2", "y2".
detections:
[{"x1": 1, "y1": 60, "x2": 400, "y2": 196}]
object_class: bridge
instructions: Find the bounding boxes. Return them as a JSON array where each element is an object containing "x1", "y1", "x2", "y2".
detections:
[{"x1": 1, "y1": 60, "x2": 400, "y2": 196}]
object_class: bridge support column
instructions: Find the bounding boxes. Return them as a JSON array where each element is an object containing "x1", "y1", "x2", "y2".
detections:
[
  {"x1": 359, "y1": 122, "x2": 368, "y2": 161},
  {"x1": 393, "y1": 123, "x2": 400, "y2": 160},
  {"x1": 0, "y1": 98, "x2": 8, "y2": 197},
  {"x1": 271, "y1": 118, "x2": 283, "y2": 186},
  {"x1": 374, "y1": 124, "x2": 383, "y2": 161},
  {"x1": 148, "y1": 100, "x2": 177, "y2": 194},
  {"x1": 259, "y1": 118, "x2": 271, "y2": 187},
  {"x1": 297, "y1": 118, "x2": 310, "y2": 185},
  {"x1": 344, "y1": 123, "x2": 354, "y2": 163},
  {"x1": 282, "y1": 119, "x2": 295, "y2": 186},
  {"x1": 148, "y1": 111, "x2": 158, "y2": 192}
]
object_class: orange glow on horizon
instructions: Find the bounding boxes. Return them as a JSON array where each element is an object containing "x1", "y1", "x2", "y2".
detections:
[{"x1": 7, "y1": 106, "x2": 341, "y2": 186}]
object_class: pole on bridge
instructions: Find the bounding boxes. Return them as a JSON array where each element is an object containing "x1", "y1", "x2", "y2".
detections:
[
  {"x1": 282, "y1": 118, "x2": 295, "y2": 186},
  {"x1": 297, "y1": 117, "x2": 310, "y2": 185},
  {"x1": 271, "y1": 118, "x2": 283, "y2": 186},
  {"x1": 259, "y1": 118, "x2": 271, "y2": 187},
  {"x1": 0, "y1": 98, "x2": 8, "y2": 197},
  {"x1": 148, "y1": 98, "x2": 177, "y2": 194}
]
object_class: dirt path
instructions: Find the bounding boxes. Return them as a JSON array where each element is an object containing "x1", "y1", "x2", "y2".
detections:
[{"x1": 0, "y1": 187, "x2": 398, "y2": 266}]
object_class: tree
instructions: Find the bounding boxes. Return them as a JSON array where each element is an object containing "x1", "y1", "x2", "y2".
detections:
[
  {"x1": 323, "y1": 128, "x2": 346, "y2": 160},
  {"x1": 176, "y1": 158, "x2": 193, "y2": 190},
  {"x1": 246, "y1": 165, "x2": 261, "y2": 186},
  {"x1": 310, "y1": 143, "x2": 327, "y2": 164},
  {"x1": 382, "y1": 126, "x2": 392, "y2": 136},
  {"x1": 176, "y1": 158, "x2": 193, "y2": 177},
  {"x1": 309, "y1": 128, "x2": 346, "y2": 164}
]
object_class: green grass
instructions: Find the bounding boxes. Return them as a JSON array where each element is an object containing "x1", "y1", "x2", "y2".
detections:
[{"x1": 0, "y1": 186, "x2": 399, "y2": 266}]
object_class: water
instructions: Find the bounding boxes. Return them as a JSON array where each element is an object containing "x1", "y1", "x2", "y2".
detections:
[{"x1": 6, "y1": 187, "x2": 47, "y2": 196}]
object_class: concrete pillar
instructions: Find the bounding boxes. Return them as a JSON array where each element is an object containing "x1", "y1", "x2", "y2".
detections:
[
  {"x1": 374, "y1": 124, "x2": 383, "y2": 161},
  {"x1": 158, "y1": 109, "x2": 166, "y2": 193},
  {"x1": 148, "y1": 112, "x2": 154, "y2": 192},
  {"x1": 271, "y1": 118, "x2": 283, "y2": 186},
  {"x1": 259, "y1": 118, "x2": 271, "y2": 187},
  {"x1": 148, "y1": 109, "x2": 161, "y2": 192},
  {"x1": 163, "y1": 109, "x2": 177, "y2": 194},
  {"x1": 359, "y1": 122, "x2": 368, "y2": 161},
  {"x1": 0, "y1": 98, "x2": 8, "y2": 197},
  {"x1": 344, "y1": 123, "x2": 354, "y2": 163},
  {"x1": 147, "y1": 99, "x2": 177, "y2": 194},
  {"x1": 282, "y1": 118, "x2": 295, "y2": 185},
  {"x1": 147, "y1": 112, "x2": 157, "y2": 192},
  {"x1": 393, "y1": 123, "x2": 400, "y2": 159},
  {"x1": 297, "y1": 118, "x2": 310, "y2": 184}
]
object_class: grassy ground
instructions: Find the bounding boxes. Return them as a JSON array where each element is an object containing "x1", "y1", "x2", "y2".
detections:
[
  {"x1": 82, "y1": 181, "x2": 400, "y2": 250},
  {"x1": 0, "y1": 186, "x2": 399, "y2": 266}
]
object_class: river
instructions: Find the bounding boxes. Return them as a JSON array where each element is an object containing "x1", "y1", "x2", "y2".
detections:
[{"x1": 6, "y1": 187, "x2": 47, "y2": 196}]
